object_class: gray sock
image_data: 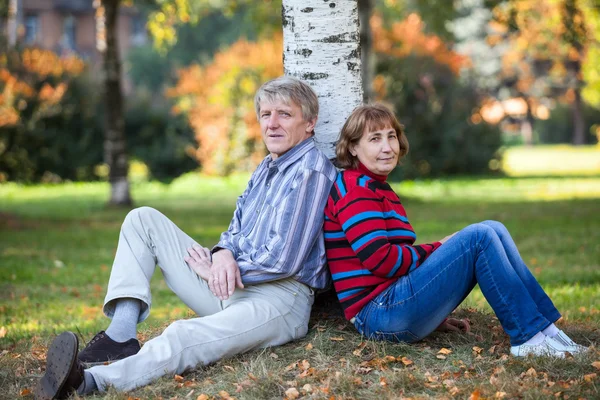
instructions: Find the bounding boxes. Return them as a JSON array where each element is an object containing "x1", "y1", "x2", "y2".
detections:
[
  {"x1": 105, "y1": 298, "x2": 141, "y2": 342},
  {"x1": 77, "y1": 371, "x2": 98, "y2": 395}
]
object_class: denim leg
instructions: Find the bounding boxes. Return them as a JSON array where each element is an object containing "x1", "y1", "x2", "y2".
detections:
[
  {"x1": 480, "y1": 220, "x2": 561, "y2": 325},
  {"x1": 355, "y1": 223, "x2": 550, "y2": 345}
]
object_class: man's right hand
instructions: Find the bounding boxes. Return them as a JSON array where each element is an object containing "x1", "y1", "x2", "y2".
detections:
[{"x1": 209, "y1": 249, "x2": 244, "y2": 300}]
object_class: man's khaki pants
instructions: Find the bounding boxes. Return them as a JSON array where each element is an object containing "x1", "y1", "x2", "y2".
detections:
[{"x1": 88, "y1": 207, "x2": 314, "y2": 392}]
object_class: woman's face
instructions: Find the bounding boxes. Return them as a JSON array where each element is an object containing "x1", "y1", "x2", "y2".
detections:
[{"x1": 350, "y1": 124, "x2": 399, "y2": 176}]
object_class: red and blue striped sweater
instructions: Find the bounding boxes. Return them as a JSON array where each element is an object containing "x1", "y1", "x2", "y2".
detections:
[{"x1": 324, "y1": 164, "x2": 441, "y2": 320}]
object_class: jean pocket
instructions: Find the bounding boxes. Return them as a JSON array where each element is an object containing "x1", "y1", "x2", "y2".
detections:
[{"x1": 370, "y1": 329, "x2": 420, "y2": 343}]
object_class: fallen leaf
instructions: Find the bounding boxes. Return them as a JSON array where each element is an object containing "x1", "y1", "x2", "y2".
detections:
[
  {"x1": 436, "y1": 355, "x2": 447, "y2": 360},
  {"x1": 330, "y1": 337, "x2": 344, "y2": 341},
  {"x1": 196, "y1": 395, "x2": 209, "y2": 400},
  {"x1": 584, "y1": 373, "x2": 597, "y2": 382},
  {"x1": 300, "y1": 359, "x2": 310, "y2": 371},
  {"x1": 20, "y1": 388, "x2": 31, "y2": 396},
  {"x1": 174, "y1": 375, "x2": 184, "y2": 382},
  {"x1": 248, "y1": 372, "x2": 258, "y2": 381},
  {"x1": 269, "y1": 352, "x2": 279, "y2": 359},
  {"x1": 494, "y1": 392, "x2": 507, "y2": 399},
  {"x1": 305, "y1": 343, "x2": 313, "y2": 351},
  {"x1": 401, "y1": 356, "x2": 413, "y2": 366},
  {"x1": 302, "y1": 383, "x2": 313, "y2": 393},
  {"x1": 223, "y1": 365, "x2": 235, "y2": 372},
  {"x1": 438, "y1": 348, "x2": 452, "y2": 355},
  {"x1": 218, "y1": 390, "x2": 233, "y2": 399},
  {"x1": 380, "y1": 377, "x2": 388, "y2": 386},
  {"x1": 592, "y1": 361, "x2": 600, "y2": 370},
  {"x1": 525, "y1": 368, "x2": 537, "y2": 378},
  {"x1": 469, "y1": 389, "x2": 481, "y2": 400},
  {"x1": 285, "y1": 387, "x2": 300, "y2": 399},
  {"x1": 449, "y1": 386, "x2": 460, "y2": 396},
  {"x1": 472, "y1": 346, "x2": 483, "y2": 354}
]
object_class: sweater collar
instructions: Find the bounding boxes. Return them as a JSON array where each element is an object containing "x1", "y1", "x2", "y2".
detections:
[{"x1": 357, "y1": 162, "x2": 388, "y2": 182}]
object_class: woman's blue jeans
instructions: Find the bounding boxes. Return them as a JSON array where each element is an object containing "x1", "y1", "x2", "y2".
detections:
[{"x1": 353, "y1": 221, "x2": 561, "y2": 345}]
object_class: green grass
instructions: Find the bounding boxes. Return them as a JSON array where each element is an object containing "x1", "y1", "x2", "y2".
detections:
[
  {"x1": 1, "y1": 171, "x2": 599, "y2": 399},
  {"x1": 502, "y1": 144, "x2": 600, "y2": 177}
]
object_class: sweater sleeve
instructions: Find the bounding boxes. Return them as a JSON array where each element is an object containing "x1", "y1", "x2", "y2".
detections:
[{"x1": 335, "y1": 185, "x2": 440, "y2": 278}]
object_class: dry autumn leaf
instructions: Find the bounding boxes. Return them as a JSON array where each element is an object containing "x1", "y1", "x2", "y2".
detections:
[
  {"x1": 174, "y1": 375, "x2": 185, "y2": 382},
  {"x1": 305, "y1": 343, "x2": 313, "y2": 351},
  {"x1": 218, "y1": 390, "x2": 233, "y2": 399},
  {"x1": 592, "y1": 361, "x2": 600, "y2": 370},
  {"x1": 285, "y1": 387, "x2": 300, "y2": 399},
  {"x1": 223, "y1": 365, "x2": 235, "y2": 372},
  {"x1": 584, "y1": 373, "x2": 597, "y2": 382},
  {"x1": 401, "y1": 356, "x2": 413, "y2": 366},
  {"x1": 20, "y1": 388, "x2": 31, "y2": 396},
  {"x1": 495, "y1": 392, "x2": 507, "y2": 399},
  {"x1": 472, "y1": 346, "x2": 483, "y2": 354},
  {"x1": 330, "y1": 337, "x2": 345, "y2": 341},
  {"x1": 438, "y1": 348, "x2": 453, "y2": 355},
  {"x1": 196, "y1": 395, "x2": 209, "y2": 400},
  {"x1": 469, "y1": 389, "x2": 481, "y2": 400},
  {"x1": 436, "y1": 355, "x2": 447, "y2": 360}
]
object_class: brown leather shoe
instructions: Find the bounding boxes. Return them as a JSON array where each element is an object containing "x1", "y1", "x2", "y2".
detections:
[{"x1": 35, "y1": 331, "x2": 84, "y2": 400}]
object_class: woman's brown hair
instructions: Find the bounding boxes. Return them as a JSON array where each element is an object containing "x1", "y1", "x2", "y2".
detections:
[{"x1": 336, "y1": 103, "x2": 409, "y2": 170}]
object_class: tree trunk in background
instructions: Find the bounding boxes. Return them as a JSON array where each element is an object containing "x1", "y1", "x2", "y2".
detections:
[
  {"x1": 282, "y1": 0, "x2": 363, "y2": 159},
  {"x1": 7, "y1": 0, "x2": 18, "y2": 47},
  {"x1": 572, "y1": 86, "x2": 585, "y2": 145},
  {"x1": 358, "y1": 0, "x2": 373, "y2": 102},
  {"x1": 96, "y1": 0, "x2": 132, "y2": 206}
]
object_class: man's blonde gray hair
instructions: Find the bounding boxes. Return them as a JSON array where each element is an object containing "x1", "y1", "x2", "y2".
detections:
[{"x1": 254, "y1": 76, "x2": 319, "y2": 124}]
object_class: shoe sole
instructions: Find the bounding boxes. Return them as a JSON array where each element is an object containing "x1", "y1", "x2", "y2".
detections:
[{"x1": 35, "y1": 332, "x2": 78, "y2": 400}]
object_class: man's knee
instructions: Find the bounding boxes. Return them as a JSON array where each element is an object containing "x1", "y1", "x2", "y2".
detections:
[{"x1": 122, "y1": 206, "x2": 161, "y2": 229}]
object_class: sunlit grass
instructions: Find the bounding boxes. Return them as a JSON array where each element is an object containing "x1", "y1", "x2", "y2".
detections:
[
  {"x1": 502, "y1": 144, "x2": 600, "y2": 177},
  {"x1": 0, "y1": 146, "x2": 599, "y2": 399}
]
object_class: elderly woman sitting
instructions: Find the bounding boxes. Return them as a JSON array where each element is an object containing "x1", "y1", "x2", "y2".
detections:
[{"x1": 324, "y1": 103, "x2": 586, "y2": 357}]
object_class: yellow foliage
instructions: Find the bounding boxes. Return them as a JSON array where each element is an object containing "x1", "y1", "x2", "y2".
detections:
[{"x1": 169, "y1": 35, "x2": 283, "y2": 175}]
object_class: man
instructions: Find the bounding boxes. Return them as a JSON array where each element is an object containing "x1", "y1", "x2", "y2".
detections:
[{"x1": 35, "y1": 76, "x2": 337, "y2": 399}]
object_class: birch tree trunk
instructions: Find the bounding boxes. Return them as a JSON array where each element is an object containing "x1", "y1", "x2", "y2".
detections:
[
  {"x1": 282, "y1": 0, "x2": 363, "y2": 159},
  {"x1": 358, "y1": 0, "x2": 374, "y2": 102},
  {"x1": 7, "y1": 0, "x2": 18, "y2": 47},
  {"x1": 95, "y1": 0, "x2": 132, "y2": 206}
]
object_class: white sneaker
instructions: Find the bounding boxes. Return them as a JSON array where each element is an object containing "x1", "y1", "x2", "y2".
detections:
[
  {"x1": 551, "y1": 330, "x2": 588, "y2": 354},
  {"x1": 510, "y1": 336, "x2": 567, "y2": 358}
]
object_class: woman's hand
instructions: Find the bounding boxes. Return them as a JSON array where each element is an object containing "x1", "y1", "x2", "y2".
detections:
[
  {"x1": 436, "y1": 318, "x2": 471, "y2": 334},
  {"x1": 184, "y1": 244, "x2": 212, "y2": 281}
]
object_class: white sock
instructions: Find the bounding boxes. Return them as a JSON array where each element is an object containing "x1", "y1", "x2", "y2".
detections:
[
  {"x1": 542, "y1": 323, "x2": 560, "y2": 338},
  {"x1": 105, "y1": 298, "x2": 140, "y2": 343},
  {"x1": 522, "y1": 331, "x2": 545, "y2": 346}
]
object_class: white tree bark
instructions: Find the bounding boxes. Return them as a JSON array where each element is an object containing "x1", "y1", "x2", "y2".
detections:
[
  {"x1": 7, "y1": 0, "x2": 19, "y2": 47},
  {"x1": 283, "y1": 0, "x2": 363, "y2": 159}
]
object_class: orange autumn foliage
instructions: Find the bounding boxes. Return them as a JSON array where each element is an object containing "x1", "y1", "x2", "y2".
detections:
[
  {"x1": 169, "y1": 34, "x2": 283, "y2": 175},
  {"x1": 0, "y1": 48, "x2": 85, "y2": 127},
  {"x1": 371, "y1": 13, "x2": 469, "y2": 76}
]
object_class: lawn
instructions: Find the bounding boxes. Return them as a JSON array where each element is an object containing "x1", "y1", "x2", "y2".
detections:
[{"x1": 1, "y1": 169, "x2": 599, "y2": 399}]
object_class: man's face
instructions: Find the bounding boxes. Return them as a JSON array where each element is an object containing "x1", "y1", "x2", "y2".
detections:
[{"x1": 258, "y1": 99, "x2": 316, "y2": 160}]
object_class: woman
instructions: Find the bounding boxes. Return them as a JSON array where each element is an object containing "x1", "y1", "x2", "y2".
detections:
[{"x1": 324, "y1": 103, "x2": 586, "y2": 357}]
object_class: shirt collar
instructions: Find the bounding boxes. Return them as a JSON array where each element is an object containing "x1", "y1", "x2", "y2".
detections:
[
  {"x1": 268, "y1": 137, "x2": 315, "y2": 170},
  {"x1": 357, "y1": 162, "x2": 388, "y2": 182}
]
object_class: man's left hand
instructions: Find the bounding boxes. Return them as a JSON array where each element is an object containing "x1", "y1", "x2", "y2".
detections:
[{"x1": 210, "y1": 249, "x2": 244, "y2": 300}]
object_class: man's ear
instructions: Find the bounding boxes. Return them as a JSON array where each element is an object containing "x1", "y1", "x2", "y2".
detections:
[{"x1": 306, "y1": 118, "x2": 317, "y2": 133}]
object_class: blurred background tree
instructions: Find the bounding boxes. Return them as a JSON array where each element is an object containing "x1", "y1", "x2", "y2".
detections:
[{"x1": 1, "y1": 0, "x2": 599, "y2": 184}]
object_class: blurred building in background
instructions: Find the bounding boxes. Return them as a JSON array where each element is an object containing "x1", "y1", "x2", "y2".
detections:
[{"x1": 4, "y1": 0, "x2": 146, "y2": 90}]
